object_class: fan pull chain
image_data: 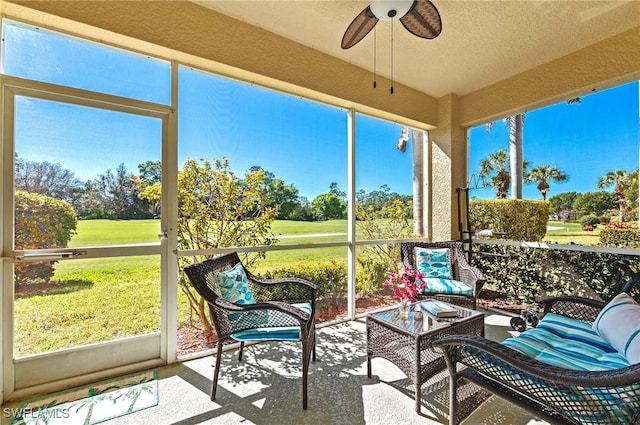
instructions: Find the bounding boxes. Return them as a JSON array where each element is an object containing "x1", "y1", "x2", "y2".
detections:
[
  {"x1": 373, "y1": 26, "x2": 377, "y2": 88},
  {"x1": 390, "y1": 19, "x2": 394, "y2": 94}
]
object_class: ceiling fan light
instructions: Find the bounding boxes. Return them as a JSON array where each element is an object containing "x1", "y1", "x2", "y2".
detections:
[{"x1": 370, "y1": 0, "x2": 414, "y2": 22}]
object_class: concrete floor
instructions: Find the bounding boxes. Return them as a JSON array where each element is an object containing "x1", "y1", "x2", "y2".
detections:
[{"x1": 3, "y1": 308, "x2": 549, "y2": 425}]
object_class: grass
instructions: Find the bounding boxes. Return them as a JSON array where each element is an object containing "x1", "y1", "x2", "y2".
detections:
[
  {"x1": 15, "y1": 218, "x2": 605, "y2": 356},
  {"x1": 69, "y1": 219, "x2": 162, "y2": 247},
  {"x1": 542, "y1": 220, "x2": 602, "y2": 245},
  {"x1": 16, "y1": 256, "x2": 161, "y2": 357}
]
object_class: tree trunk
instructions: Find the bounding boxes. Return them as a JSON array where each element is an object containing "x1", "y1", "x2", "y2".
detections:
[
  {"x1": 411, "y1": 129, "x2": 425, "y2": 236},
  {"x1": 509, "y1": 114, "x2": 524, "y2": 199}
]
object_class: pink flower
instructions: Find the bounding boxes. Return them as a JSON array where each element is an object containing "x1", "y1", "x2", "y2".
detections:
[{"x1": 383, "y1": 266, "x2": 426, "y2": 302}]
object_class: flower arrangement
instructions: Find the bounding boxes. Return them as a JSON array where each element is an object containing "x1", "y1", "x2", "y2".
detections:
[{"x1": 383, "y1": 266, "x2": 426, "y2": 302}]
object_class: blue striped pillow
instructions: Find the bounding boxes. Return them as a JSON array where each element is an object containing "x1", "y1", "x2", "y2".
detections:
[
  {"x1": 421, "y1": 277, "x2": 473, "y2": 296},
  {"x1": 593, "y1": 293, "x2": 640, "y2": 364}
]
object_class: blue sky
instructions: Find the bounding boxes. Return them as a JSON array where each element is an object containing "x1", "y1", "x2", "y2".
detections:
[
  {"x1": 469, "y1": 81, "x2": 639, "y2": 200},
  {"x1": 4, "y1": 21, "x2": 639, "y2": 202}
]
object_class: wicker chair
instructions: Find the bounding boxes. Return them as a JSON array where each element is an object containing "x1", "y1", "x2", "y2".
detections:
[
  {"x1": 400, "y1": 241, "x2": 485, "y2": 309},
  {"x1": 433, "y1": 294, "x2": 640, "y2": 425},
  {"x1": 183, "y1": 252, "x2": 317, "y2": 409}
]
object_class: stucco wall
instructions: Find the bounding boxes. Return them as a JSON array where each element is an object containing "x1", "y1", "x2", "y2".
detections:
[{"x1": 460, "y1": 26, "x2": 640, "y2": 127}]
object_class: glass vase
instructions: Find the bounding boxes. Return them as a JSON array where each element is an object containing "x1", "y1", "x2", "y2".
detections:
[{"x1": 398, "y1": 299, "x2": 411, "y2": 319}]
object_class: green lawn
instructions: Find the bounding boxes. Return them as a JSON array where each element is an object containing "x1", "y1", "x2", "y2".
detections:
[
  {"x1": 69, "y1": 219, "x2": 162, "y2": 247},
  {"x1": 543, "y1": 220, "x2": 602, "y2": 245},
  {"x1": 16, "y1": 256, "x2": 160, "y2": 356}
]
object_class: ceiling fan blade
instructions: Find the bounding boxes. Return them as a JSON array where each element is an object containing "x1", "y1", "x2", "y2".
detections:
[
  {"x1": 400, "y1": 0, "x2": 442, "y2": 40},
  {"x1": 341, "y1": 6, "x2": 379, "y2": 49}
]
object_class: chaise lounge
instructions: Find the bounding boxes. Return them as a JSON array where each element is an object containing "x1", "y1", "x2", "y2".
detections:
[{"x1": 434, "y1": 276, "x2": 640, "y2": 425}]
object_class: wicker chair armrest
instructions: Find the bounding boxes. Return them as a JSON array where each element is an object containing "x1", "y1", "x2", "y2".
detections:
[
  {"x1": 456, "y1": 264, "x2": 485, "y2": 295},
  {"x1": 539, "y1": 296, "x2": 606, "y2": 323},
  {"x1": 433, "y1": 334, "x2": 640, "y2": 387}
]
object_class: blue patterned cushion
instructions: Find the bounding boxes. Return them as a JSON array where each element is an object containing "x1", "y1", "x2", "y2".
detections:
[
  {"x1": 414, "y1": 247, "x2": 453, "y2": 279},
  {"x1": 215, "y1": 262, "x2": 257, "y2": 305},
  {"x1": 231, "y1": 303, "x2": 312, "y2": 341},
  {"x1": 502, "y1": 313, "x2": 629, "y2": 371},
  {"x1": 420, "y1": 277, "x2": 473, "y2": 296},
  {"x1": 593, "y1": 292, "x2": 640, "y2": 364}
]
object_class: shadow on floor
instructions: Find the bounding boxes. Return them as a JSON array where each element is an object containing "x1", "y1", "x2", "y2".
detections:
[{"x1": 3, "y1": 309, "x2": 547, "y2": 425}]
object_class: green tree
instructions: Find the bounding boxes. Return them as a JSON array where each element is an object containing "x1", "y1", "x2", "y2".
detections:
[
  {"x1": 598, "y1": 170, "x2": 632, "y2": 222},
  {"x1": 249, "y1": 166, "x2": 300, "y2": 219},
  {"x1": 172, "y1": 158, "x2": 278, "y2": 331},
  {"x1": 14, "y1": 155, "x2": 84, "y2": 209},
  {"x1": 573, "y1": 191, "x2": 617, "y2": 218},
  {"x1": 478, "y1": 149, "x2": 510, "y2": 199},
  {"x1": 79, "y1": 163, "x2": 151, "y2": 219},
  {"x1": 627, "y1": 169, "x2": 639, "y2": 210},
  {"x1": 138, "y1": 160, "x2": 162, "y2": 183},
  {"x1": 355, "y1": 196, "x2": 414, "y2": 293},
  {"x1": 486, "y1": 115, "x2": 525, "y2": 199},
  {"x1": 526, "y1": 165, "x2": 568, "y2": 201},
  {"x1": 548, "y1": 192, "x2": 579, "y2": 221},
  {"x1": 311, "y1": 192, "x2": 346, "y2": 220}
]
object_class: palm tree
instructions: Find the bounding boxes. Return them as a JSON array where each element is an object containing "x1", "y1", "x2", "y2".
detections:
[
  {"x1": 410, "y1": 129, "x2": 425, "y2": 236},
  {"x1": 507, "y1": 114, "x2": 524, "y2": 199},
  {"x1": 478, "y1": 149, "x2": 510, "y2": 198},
  {"x1": 598, "y1": 170, "x2": 632, "y2": 222},
  {"x1": 487, "y1": 114, "x2": 524, "y2": 199},
  {"x1": 526, "y1": 165, "x2": 568, "y2": 201}
]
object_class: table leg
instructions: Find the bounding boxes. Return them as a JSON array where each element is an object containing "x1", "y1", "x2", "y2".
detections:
[
  {"x1": 415, "y1": 382, "x2": 422, "y2": 413},
  {"x1": 367, "y1": 355, "x2": 372, "y2": 378}
]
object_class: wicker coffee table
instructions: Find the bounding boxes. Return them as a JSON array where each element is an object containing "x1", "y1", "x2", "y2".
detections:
[{"x1": 366, "y1": 300, "x2": 485, "y2": 417}]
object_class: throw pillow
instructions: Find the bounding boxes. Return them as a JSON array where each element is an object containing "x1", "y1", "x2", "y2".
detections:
[
  {"x1": 593, "y1": 292, "x2": 640, "y2": 364},
  {"x1": 414, "y1": 247, "x2": 453, "y2": 280},
  {"x1": 215, "y1": 262, "x2": 257, "y2": 305}
]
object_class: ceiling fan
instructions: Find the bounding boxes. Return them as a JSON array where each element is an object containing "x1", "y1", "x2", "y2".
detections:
[{"x1": 341, "y1": 0, "x2": 442, "y2": 49}]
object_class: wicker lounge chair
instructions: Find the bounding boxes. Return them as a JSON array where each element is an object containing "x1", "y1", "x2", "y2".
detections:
[
  {"x1": 434, "y1": 282, "x2": 640, "y2": 425},
  {"x1": 400, "y1": 241, "x2": 485, "y2": 309},
  {"x1": 183, "y1": 252, "x2": 317, "y2": 409}
]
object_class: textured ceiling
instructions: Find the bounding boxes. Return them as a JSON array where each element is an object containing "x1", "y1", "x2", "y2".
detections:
[{"x1": 193, "y1": 0, "x2": 639, "y2": 98}]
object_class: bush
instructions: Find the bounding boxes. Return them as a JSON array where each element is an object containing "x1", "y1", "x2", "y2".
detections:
[
  {"x1": 261, "y1": 261, "x2": 347, "y2": 300},
  {"x1": 600, "y1": 227, "x2": 640, "y2": 248},
  {"x1": 356, "y1": 256, "x2": 391, "y2": 295},
  {"x1": 472, "y1": 244, "x2": 639, "y2": 303},
  {"x1": 14, "y1": 191, "x2": 77, "y2": 283},
  {"x1": 469, "y1": 199, "x2": 549, "y2": 242},
  {"x1": 598, "y1": 215, "x2": 611, "y2": 224},
  {"x1": 579, "y1": 214, "x2": 599, "y2": 227}
]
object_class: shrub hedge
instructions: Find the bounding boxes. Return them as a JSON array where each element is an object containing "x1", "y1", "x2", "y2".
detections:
[
  {"x1": 261, "y1": 261, "x2": 348, "y2": 300},
  {"x1": 472, "y1": 244, "x2": 640, "y2": 303},
  {"x1": 469, "y1": 199, "x2": 549, "y2": 242},
  {"x1": 14, "y1": 191, "x2": 77, "y2": 283},
  {"x1": 600, "y1": 227, "x2": 640, "y2": 248}
]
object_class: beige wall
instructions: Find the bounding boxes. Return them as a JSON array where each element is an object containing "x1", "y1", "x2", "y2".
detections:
[
  {"x1": 460, "y1": 26, "x2": 640, "y2": 127},
  {"x1": 429, "y1": 94, "x2": 468, "y2": 241}
]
